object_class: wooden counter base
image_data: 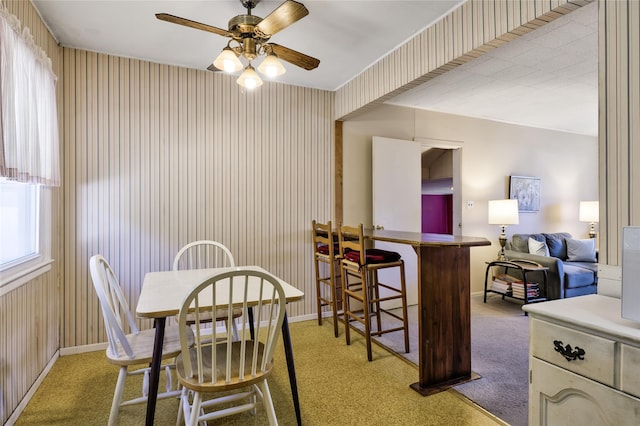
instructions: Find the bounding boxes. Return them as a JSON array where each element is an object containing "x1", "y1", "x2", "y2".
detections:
[
  {"x1": 410, "y1": 371, "x2": 481, "y2": 396},
  {"x1": 364, "y1": 230, "x2": 490, "y2": 396}
]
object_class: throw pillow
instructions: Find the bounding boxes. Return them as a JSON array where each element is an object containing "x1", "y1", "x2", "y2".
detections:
[
  {"x1": 528, "y1": 237, "x2": 550, "y2": 256},
  {"x1": 512, "y1": 234, "x2": 545, "y2": 253},
  {"x1": 544, "y1": 232, "x2": 572, "y2": 259},
  {"x1": 566, "y1": 238, "x2": 597, "y2": 262}
]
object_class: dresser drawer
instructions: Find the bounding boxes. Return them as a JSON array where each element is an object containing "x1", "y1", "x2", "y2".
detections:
[
  {"x1": 621, "y1": 344, "x2": 640, "y2": 398},
  {"x1": 530, "y1": 318, "x2": 615, "y2": 386}
]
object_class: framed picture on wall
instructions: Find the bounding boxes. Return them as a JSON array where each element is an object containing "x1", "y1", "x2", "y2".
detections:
[{"x1": 509, "y1": 175, "x2": 541, "y2": 212}]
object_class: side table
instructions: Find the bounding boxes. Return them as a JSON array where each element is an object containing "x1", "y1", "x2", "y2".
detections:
[{"x1": 483, "y1": 259, "x2": 548, "y2": 311}]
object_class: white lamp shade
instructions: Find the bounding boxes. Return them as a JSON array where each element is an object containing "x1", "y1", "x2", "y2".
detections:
[
  {"x1": 579, "y1": 201, "x2": 599, "y2": 222},
  {"x1": 488, "y1": 199, "x2": 519, "y2": 225},
  {"x1": 213, "y1": 48, "x2": 243, "y2": 73},
  {"x1": 236, "y1": 65, "x2": 263, "y2": 89},
  {"x1": 257, "y1": 54, "x2": 286, "y2": 77}
]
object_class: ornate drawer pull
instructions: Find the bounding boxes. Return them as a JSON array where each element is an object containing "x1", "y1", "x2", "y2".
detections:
[{"x1": 553, "y1": 340, "x2": 586, "y2": 361}]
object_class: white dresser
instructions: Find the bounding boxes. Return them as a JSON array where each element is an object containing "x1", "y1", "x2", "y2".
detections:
[{"x1": 523, "y1": 294, "x2": 640, "y2": 425}]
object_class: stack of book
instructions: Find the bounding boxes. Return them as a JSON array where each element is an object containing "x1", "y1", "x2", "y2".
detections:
[
  {"x1": 491, "y1": 273, "x2": 522, "y2": 295},
  {"x1": 511, "y1": 281, "x2": 541, "y2": 299}
]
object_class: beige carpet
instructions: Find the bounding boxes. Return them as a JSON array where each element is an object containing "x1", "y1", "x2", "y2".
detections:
[
  {"x1": 15, "y1": 319, "x2": 506, "y2": 425},
  {"x1": 365, "y1": 293, "x2": 529, "y2": 426},
  {"x1": 455, "y1": 295, "x2": 529, "y2": 426}
]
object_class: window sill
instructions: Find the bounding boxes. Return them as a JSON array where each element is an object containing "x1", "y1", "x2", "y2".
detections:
[{"x1": 0, "y1": 258, "x2": 54, "y2": 296}]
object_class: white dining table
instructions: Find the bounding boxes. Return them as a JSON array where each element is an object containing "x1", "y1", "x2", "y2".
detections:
[{"x1": 136, "y1": 265, "x2": 304, "y2": 426}]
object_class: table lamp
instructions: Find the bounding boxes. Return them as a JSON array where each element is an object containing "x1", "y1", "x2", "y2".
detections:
[
  {"x1": 488, "y1": 199, "x2": 520, "y2": 260},
  {"x1": 579, "y1": 201, "x2": 599, "y2": 238}
]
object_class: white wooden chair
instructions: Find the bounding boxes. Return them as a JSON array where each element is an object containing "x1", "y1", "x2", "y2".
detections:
[
  {"x1": 89, "y1": 254, "x2": 194, "y2": 426},
  {"x1": 173, "y1": 240, "x2": 241, "y2": 340},
  {"x1": 175, "y1": 269, "x2": 286, "y2": 425}
]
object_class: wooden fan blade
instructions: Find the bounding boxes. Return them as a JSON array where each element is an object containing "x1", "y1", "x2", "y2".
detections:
[
  {"x1": 156, "y1": 13, "x2": 229, "y2": 37},
  {"x1": 207, "y1": 63, "x2": 224, "y2": 72},
  {"x1": 255, "y1": 1, "x2": 308, "y2": 37},
  {"x1": 269, "y1": 43, "x2": 319, "y2": 71}
]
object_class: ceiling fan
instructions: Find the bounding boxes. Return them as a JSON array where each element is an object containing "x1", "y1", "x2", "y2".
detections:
[{"x1": 156, "y1": 0, "x2": 320, "y2": 89}]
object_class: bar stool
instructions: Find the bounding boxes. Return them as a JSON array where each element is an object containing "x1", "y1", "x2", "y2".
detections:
[
  {"x1": 338, "y1": 223, "x2": 410, "y2": 361},
  {"x1": 312, "y1": 219, "x2": 342, "y2": 337}
]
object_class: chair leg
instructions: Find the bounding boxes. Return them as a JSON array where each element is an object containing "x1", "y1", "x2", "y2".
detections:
[
  {"x1": 399, "y1": 262, "x2": 410, "y2": 353},
  {"x1": 257, "y1": 380, "x2": 278, "y2": 426},
  {"x1": 314, "y1": 258, "x2": 323, "y2": 327},
  {"x1": 342, "y1": 267, "x2": 351, "y2": 346},
  {"x1": 109, "y1": 367, "x2": 128, "y2": 426},
  {"x1": 188, "y1": 391, "x2": 202, "y2": 426},
  {"x1": 176, "y1": 386, "x2": 188, "y2": 426},
  {"x1": 371, "y1": 270, "x2": 382, "y2": 333},
  {"x1": 330, "y1": 260, "x2": 340, "y2": 338},
  {"x1": 362, "y1": 268, "x2": 373, "y2": 362}
]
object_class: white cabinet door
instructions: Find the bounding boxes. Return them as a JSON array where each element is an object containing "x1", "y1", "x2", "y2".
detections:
[{"x1": 530, "y1": 357, "x2": 640, "y2": 426}]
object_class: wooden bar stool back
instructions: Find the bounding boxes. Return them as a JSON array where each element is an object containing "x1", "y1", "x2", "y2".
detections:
[
  {"x1": 312, "y1": 219, "x2": 342, "y2": 337},
  {"x1": 338, "y1": 224, "x2": 410, "y2": 361}
]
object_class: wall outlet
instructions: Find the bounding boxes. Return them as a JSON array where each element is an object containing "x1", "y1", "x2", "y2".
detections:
[{"x1": 466, "y1": 201, "x2": 474, "y2": 208}]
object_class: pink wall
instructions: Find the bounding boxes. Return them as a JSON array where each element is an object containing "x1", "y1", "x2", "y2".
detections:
[{"x1": 422, "y1": 194, "x2": 453, "y2": 234}]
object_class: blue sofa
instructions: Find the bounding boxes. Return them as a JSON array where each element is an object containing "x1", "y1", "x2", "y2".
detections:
[{"x1": 503, "y1": 232, "x2": 598, "y2": 300}]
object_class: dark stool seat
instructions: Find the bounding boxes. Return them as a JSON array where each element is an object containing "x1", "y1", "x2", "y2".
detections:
[{"x1": 343, "y1": 248, "x2": 401, "y2": 264}]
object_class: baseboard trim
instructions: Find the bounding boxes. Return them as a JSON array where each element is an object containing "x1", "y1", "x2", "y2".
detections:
[
  {"x1": 60, "y1": 342, "x2": 107, "y2": 356},
  {"x1": 292, "y1": 313, "x2": 319, "y2": 322},
  {"x1": 59, "y1": 314, "x2": 315, "y2": 356},
  {"x1": 6, "y1": 350, "x2": 59, "y2": 426}
]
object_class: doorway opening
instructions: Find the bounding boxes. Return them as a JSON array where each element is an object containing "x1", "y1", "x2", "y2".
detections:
[
  {"x1": 422, "y1": 148, "x2": 453, "y2": 234},
  {"x1": 418, "y1": 139, "x2": 462, "y2": 236}
]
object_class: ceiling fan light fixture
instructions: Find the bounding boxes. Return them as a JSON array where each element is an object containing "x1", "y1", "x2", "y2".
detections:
[
  {"x1": 257, "y1": 53, "x2": 286, "y2": 78},
  {"x1": 237, "y1": 64, "x2": 263, "y2": 89},
  {"x1": 213, "y1": 47, "x2": 243, "y2": 73},
  {"x1": 156, "y1": 0, "x2": 320, "y2": 90}
]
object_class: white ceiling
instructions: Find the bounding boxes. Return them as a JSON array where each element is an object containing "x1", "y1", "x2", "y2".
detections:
[
  {"x1": 32, "y1": 0, "x2": 463, "y2": 91},
  {"x1": 32, "y1": 0, "x2": 597, "y2": 136},
  {"x1": 387, "y1": 1, "x2": 598, "y2": 136}
]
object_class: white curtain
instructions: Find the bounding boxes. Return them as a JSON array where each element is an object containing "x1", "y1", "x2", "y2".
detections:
[{"x1": 0, "y1": 4, "x2": 60, "y2": 186}]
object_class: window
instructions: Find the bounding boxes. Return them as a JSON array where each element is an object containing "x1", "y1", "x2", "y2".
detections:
[
  {"x1": 1, "y1": 7, "x2": 60, "y2": 186},
  {"x1": 0, "y1": 178, "x2": 40, "y2": 269},
  {"x1": 0, "y1": 6, "x2": 57, "y2": 293}
]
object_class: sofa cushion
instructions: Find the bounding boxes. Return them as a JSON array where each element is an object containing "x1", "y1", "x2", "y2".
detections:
[
  {"x1": 544, "y1": 232, "x2": 572, "y2": 260},
  {"x1": 566, "y1": 261, "x2": 597, "y2": 270},
  {"x1": 511, "y1": 233, "x2": 545, "y2": 253},
  {"x1": 528, "y1": 237, "x2": 550, "y2": 256},
  {"x1": 563, "y1": 264, "x2": 597, "y2": 289},
  {"x1": 566, "y1": 238, "x2": 597, "y2": 262}
]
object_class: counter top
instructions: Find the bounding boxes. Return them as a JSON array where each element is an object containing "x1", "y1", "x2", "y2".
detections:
[
  {"x1": 364, "y1": 229, "x2": 491, "y2": 247},
  {"x1": 523, "y1": 294, "x2": 640, "y2": 344}
]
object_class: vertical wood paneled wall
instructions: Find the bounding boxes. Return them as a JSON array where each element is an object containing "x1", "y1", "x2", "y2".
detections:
[
  {"x1": 335, "y1": 0, "x2": 593, "y2": 120},
  {"x1": 1, "y1": 1, "x2": 62, "y2": 424},
  {"x1": 0, "y1": 271, "x2": 60, "y2": 424},
  {"x1": 61, "y1": 50, "x2": 335, "y2": 348},
  {"x1": 599, "y1": 0, "x2": 640, "y2": 264}
]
